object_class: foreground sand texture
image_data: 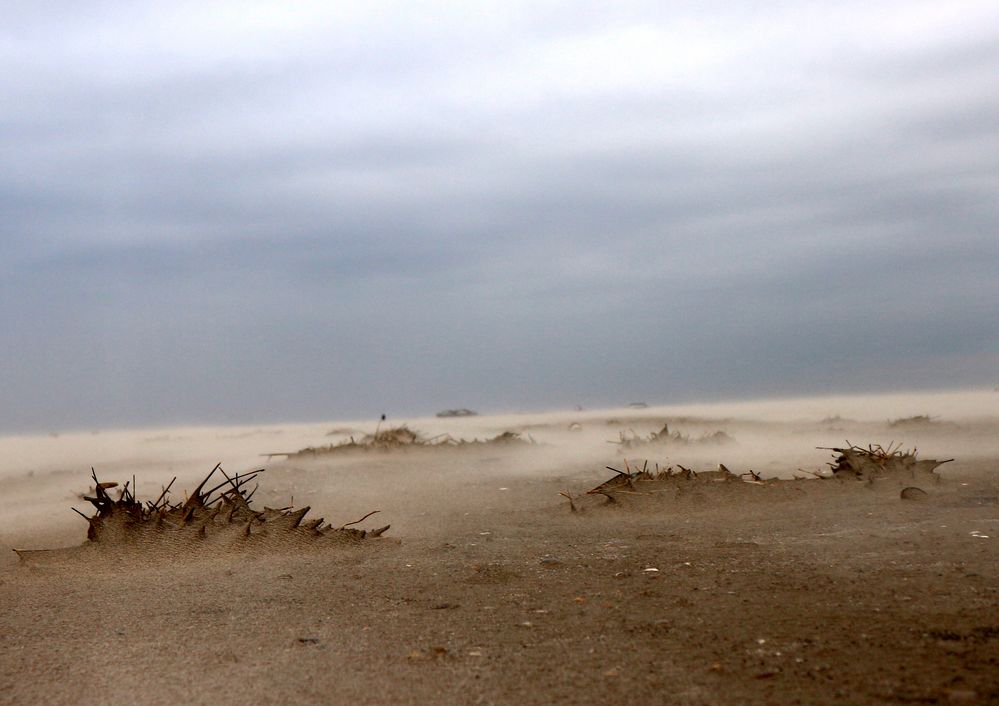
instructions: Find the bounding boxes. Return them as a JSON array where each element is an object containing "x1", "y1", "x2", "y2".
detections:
[{"x1": 1, "y1": 390, "x2": 998, "y2": 705}]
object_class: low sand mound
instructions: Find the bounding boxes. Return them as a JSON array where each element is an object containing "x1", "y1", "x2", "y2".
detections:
[{"x1": 14, "y1": 464, "x2": 389, "y2": 563}]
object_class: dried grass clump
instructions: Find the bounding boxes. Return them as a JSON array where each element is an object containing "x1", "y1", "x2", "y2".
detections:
[
  {"x1": 612, "y1": 423, "x2": 735, "y2": 451},
  {"x1": 287, "y1": 426, "x2": 533, "y2": 457},
  {"x1": 561, "y1": 441, "x2": 955, "y2": 513},
  {"x1": 589, "y1": 461, "x2": 748, "y2": 496},
  {"x1": 823, "y1": 442, "x2": 951, "y2": 481},
  {"x1": 560, "y1": 461, "x2": 761, "y2": 511},
  {"x1": 888, "y1": 415, "x2": 935, "y2": 428},
  {"x1": 821, "y1": 415, "x2": 849, "y2": 424},
  {"x1": 19, "y1": 465, "x2": 389, "y2": 559},
  {"x1": 293, "y1": 425, "x2": 427, "y2": 455},
  {"x1": 445, "y1": 431, "x2": 534, "y2": 447}
]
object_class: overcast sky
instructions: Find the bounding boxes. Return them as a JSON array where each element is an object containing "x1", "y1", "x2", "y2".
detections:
[{"x1": 2, "y1": 1, "x2": 998, "y2": 432}]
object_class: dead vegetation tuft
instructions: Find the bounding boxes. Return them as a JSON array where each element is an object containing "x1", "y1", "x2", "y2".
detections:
[
  {"x1": 589, "y1": 460, "x2": 750, "y2": 495},
  {"x1": 888, "y1": 415, "x2": 935, "y2": 428},
  {"x1": 610, "y1": 423, "x2": 735, "y2": 451},
  {"x1": 823, "y1": 442, "x2": 952, "y2": 481},
  {"x1": 562, "y1": 443, "x2": 952, "y2": 513},
  {"x1": 16, "y1": 464, "x2": 389, "y2": 561},
  {"x1": 560, "y1": 461, "x2": 761, "y2": 512},
  {"x1": 282, "y1": 425, "x2": 534, "y2": 457}
]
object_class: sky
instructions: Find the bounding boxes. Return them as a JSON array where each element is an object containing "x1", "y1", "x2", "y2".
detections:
[{"x1": 2, "y1": 0, "x2": 998, "y2": 432}]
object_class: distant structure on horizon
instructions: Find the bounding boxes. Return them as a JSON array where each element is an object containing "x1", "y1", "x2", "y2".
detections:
[{"x1": 436, "y1": 408, "x2": 478, "y2": 418}]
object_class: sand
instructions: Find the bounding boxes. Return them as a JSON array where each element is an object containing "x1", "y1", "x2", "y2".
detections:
[{"x1": 1, "y1": 390, "x2": 997, "y2": 705}]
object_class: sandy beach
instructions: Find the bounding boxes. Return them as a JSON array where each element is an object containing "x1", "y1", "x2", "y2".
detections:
[{"x1": 1, "y1": 389, "x2": 997, "y2": 705}]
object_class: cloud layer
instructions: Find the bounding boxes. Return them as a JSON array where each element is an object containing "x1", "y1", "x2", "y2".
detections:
[{"x1": 2, "y1": 1, "x2": 998, "y2": 431}]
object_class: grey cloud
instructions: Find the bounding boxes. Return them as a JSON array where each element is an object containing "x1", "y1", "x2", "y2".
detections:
[{"x1": 1, "y1": 1, "x2": 998, "y2": 432}]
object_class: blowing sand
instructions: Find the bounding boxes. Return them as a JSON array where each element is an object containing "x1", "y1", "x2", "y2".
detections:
[{"x1": 1, "y1": 389, "x2": 997, "y2": 705}]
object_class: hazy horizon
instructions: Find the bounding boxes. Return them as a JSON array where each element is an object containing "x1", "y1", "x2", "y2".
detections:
[
  {"x1": 3, "y1": 385, "x2": 997, "y2": 439},
  {"x1": 3, "y1": 2, "x2": 998, "y2": 434}
]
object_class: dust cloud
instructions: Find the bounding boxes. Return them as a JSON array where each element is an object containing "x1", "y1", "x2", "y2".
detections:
[{"x1": 3, "y1": 388, "x2": 997, "y2": 552}]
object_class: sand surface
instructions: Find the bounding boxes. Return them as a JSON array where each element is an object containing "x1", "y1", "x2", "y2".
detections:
[{"x1": 1, "y1": 390, "x2": 998, "y2": 705}]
